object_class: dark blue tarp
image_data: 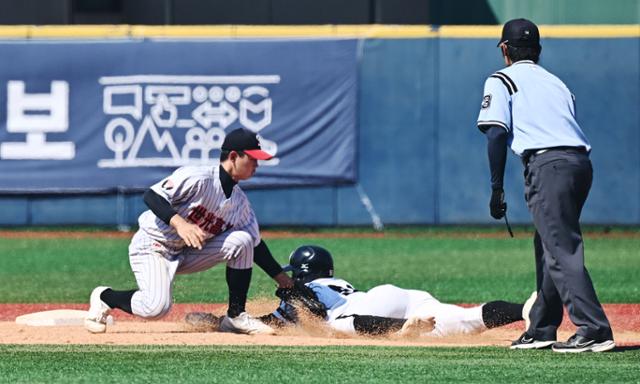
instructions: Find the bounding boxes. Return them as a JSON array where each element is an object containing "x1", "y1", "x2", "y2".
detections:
[{"x1": 0, "y1": 39, "x2": 358, "y2": 192}]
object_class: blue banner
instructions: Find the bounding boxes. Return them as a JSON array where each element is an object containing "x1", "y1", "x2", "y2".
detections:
[{"x1": 0, "y1": 39, "x2": 358, "y2": 192}]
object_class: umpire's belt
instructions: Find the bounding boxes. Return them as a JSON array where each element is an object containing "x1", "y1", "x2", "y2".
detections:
[{"x1": 522, "y1": 146, "x2": 588, "y2": 166}]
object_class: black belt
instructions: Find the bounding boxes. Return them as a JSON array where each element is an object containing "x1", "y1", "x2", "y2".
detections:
[{"x1": 522, "y1": 146, "x2": 588, "y2": 166}]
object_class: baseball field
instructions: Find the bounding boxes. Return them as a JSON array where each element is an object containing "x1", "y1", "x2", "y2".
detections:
[{"x1": 0, "y1": 227, "x2": 638, "y2": 383}]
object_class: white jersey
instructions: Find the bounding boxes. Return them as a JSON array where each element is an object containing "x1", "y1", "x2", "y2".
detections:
[
  {"x1": 274, "y1": 277, "x2": 487, "y2": 337},
  {"x1": 138, "y1": 166, "x2": 260, "y2": 251},
  {"x1": 477, "y1": 60, "x2": 590, "y2": 156},
  {"x1": 306, "y1": 277, "x2": 360, "y2": 320},
  {"x1": 128, "y1": 165, "x2": 261, "y2": 319}
]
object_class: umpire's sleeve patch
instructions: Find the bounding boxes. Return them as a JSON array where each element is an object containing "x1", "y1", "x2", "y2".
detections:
[{"x1": 481, "y1": 94, "x2": 492, "y2": 109}]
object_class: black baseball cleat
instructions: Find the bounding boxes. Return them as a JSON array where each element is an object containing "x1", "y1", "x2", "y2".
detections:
[
  {"x1": 551, "y1": 334, "x2": 615, "y2": 353},
  {"x1": 509, "y1": 332, "x2": 555, "y2": 350}
]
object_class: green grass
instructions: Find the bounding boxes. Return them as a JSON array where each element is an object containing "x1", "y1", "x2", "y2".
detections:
[
  {"x1": 0, "y1": 229, "x2": 638, "y2": 384},
  {"x1": 0, "y1": 233, "x2": 638, "y2": 303},
  {"x1": 0, "y1": 345, "x2": 638, "y2": 384}
]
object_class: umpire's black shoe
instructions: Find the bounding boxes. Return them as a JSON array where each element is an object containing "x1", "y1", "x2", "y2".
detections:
[
  {"x1": 552, "y1": 334, "x2": 615, "y2": 353},
  {"x1": 509, "y1": 332, "x2": 555, "y2": 350}
]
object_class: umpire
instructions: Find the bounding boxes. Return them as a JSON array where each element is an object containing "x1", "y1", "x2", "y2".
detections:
[{"x1": 477, "y1": 18, "x2": 614, "y2": 353}]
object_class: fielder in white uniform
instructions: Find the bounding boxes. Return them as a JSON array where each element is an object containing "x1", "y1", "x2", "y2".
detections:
[
  {"x1": 85, "y1": 128, "x2": 293, "y2": 335},
  {"x1": 264, "y1": 245, "x2": 532, "y2": 337}
]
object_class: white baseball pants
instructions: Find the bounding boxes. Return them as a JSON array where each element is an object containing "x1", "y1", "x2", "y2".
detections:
[
  {"x1": 330, "y1": 284, "x2": 486, "y2": 337},
  {"x1": 128, "y1": 229, "x2": 254, "y2": 319}
]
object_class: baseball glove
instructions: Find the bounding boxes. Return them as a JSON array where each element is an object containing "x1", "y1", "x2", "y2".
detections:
[{"x1": 275, "y1": 280, "x2": 327, "y2": 319}]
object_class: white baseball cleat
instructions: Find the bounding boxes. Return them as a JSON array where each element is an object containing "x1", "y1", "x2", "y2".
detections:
[
  {"x1": 523, "y1": 291, "x2": 537, "y2": 331},
  {"x1": 397, "y1": 316, "x2": 436, "y2": 337},
  {"x1": 219, "y1": 312, "x2": 275, "y2": 335},
  {"x1": 84, "y1": 286, "x2": 112, "y2": 333}
]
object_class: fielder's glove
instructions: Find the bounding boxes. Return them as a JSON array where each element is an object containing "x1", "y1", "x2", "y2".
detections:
[
  {"x1": 184, "y1": 312, "x2": 220, "y2": 331},
  {"x1": 275, "y1": 280, "x2": 327, "y2": 319},
  {"x1": 489, "y1": 188, "x2": 507, "y2": 219}
]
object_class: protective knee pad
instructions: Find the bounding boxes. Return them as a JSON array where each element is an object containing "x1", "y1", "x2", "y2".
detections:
[{"x1": 224, "y1": 231, "x2": 254, "y2": 268}]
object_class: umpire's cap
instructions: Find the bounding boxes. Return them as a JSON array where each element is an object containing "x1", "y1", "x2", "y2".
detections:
[
  {"x1": 498, "y1": 18, "x2": 541, "y2": 49},
  {"x1": 221, "y1": 128, "x2": 273, "y2": 160}
]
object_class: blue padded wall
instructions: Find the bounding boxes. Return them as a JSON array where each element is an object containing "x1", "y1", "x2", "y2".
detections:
[{"x1": 1, "y1": 36, "x2": 638, "y2": 226}]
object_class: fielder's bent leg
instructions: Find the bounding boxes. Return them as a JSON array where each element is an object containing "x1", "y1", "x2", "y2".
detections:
[
  {"x1": 129, "y1": 252, "x2": 178, "y2": 319},
  {"x1": 180, "y1": 230, "x2": 273, "y2": 335}
]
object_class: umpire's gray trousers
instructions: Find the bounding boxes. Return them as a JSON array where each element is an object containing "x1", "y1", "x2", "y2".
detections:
[{"x1": 523, "y1": 148, "x2": 613, "y2": 341}]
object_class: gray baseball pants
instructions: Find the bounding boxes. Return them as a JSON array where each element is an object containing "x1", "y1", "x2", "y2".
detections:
[{"x1": 523, "y1": 148, "x2": 613, "y2": 341}]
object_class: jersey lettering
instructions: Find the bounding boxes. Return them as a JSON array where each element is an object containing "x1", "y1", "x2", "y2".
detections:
[
  {"x1": 204, "y1": 216, "x2": 228, "y2": 234},
  {"x1": 186, "y1": 205, "x2": 229, "y2": 235},
  {"x1": 187, "y1": 205, "x2": 206, "y2": 222}
]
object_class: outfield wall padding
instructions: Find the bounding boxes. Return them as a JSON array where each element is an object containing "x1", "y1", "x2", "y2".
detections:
[{"x1": 0, "y1": 28, "x2": 638, "y2": 226}]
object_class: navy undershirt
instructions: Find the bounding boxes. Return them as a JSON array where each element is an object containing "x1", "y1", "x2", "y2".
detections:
[
  {"x1": 485, "y1": 125, "x2": 508, "y2": 190},
  {"x1": 218, "y1": 165, "x2": 236, "y2": 199}
]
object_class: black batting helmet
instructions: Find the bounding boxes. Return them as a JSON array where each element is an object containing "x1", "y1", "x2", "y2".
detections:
[{"x1": 282, "y1": 245, "x2": 334, "y2": 283}]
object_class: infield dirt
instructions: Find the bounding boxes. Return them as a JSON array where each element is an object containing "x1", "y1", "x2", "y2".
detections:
[
  {"x1": 1, "y1": 229, "x2": 637, "y2": 347},
  {"x1": 1, "y1": 301, "x2": 638, "y2": 347}
]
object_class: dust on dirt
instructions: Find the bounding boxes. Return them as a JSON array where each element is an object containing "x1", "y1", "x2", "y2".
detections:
[{"x1": 1, "y1": 300, "x2": 638, "y2": 347}]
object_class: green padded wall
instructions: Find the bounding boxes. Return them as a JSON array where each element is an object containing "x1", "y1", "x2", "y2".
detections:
[{"x1": 487, "y1": 0, "x2": 640, "y2": 24}]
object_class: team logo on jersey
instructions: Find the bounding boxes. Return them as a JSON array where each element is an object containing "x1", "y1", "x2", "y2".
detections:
[
  {"x1": 186, "y1": 205, "x2": 229, "y2": 235},
  {"x1": 161, "y1": 179, "x2": 174, "y2": 190},
  {"x1": 481, "y1": 94, "x2": 492, "y2": 109}
]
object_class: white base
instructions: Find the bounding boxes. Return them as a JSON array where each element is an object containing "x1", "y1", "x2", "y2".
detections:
[{"x1": 15, "y1": 310, "x2": 114, "y2": 327}]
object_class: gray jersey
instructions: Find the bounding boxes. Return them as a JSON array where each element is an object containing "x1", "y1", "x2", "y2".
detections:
[{"x1": 138, "y1": 165, "x2": 260, "y2": 251}]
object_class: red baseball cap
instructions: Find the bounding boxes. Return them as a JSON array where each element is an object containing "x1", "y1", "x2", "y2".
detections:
[{"x1": 221, "y1": 128, "x2": 273, "y2": 160}]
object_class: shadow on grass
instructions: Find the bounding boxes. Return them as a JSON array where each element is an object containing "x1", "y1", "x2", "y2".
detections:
[{"x1": 612, "y1": 345, "x2": 640, "y2": 352}]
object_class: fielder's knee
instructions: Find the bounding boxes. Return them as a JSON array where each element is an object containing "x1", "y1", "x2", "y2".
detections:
[
  {"x1": 142, "y1": 301, "x2": 172, "y2": 320},
  {"x1": 223, "y1": 231, "x2": 254, "y2": 268},
  {"x1": 132, "y1": 291, "x2": 172, "y2": 319}
]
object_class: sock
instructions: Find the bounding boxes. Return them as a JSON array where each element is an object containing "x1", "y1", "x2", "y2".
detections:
[
  {"x1": 100, "y1": 288, "x2": 136, "y2": 314},
  {"x1": 352, "y1": 315, "x2": 406, "y2": 335},
  {"x1": 482, "y1": 300, "x2": 524, "y2": 328},
  {"x1": 226, "y1": 267, "x2": 252, "y2": 318}
]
